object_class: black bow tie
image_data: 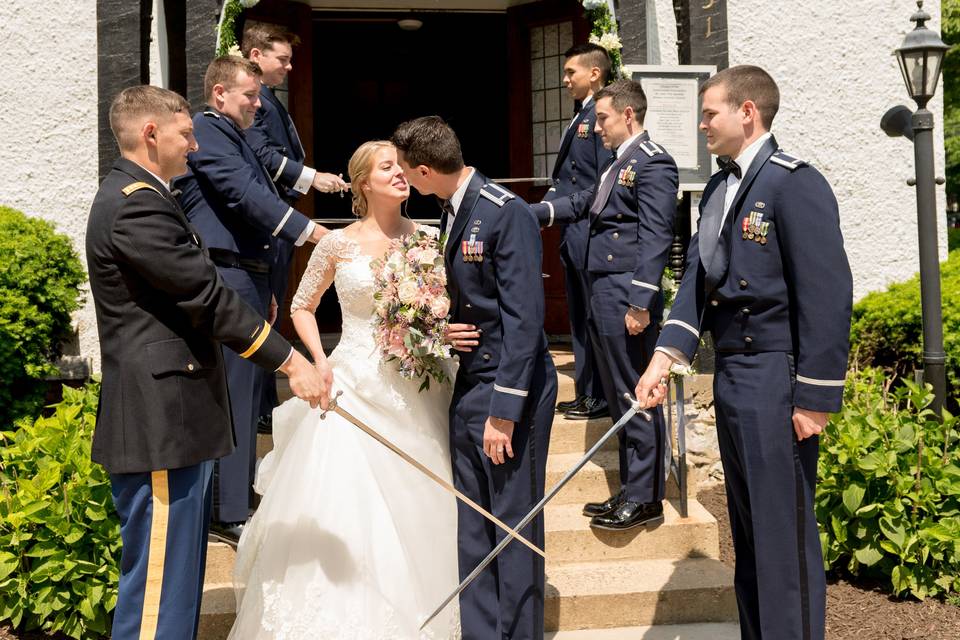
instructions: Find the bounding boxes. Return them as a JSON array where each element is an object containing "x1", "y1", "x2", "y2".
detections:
[{"x1": 717, "y1": 156, "x2": 742, "y2": 180}]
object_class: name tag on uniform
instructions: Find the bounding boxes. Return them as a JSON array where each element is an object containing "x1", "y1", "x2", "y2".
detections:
[
  {"x1": 577, "y1": 121, "x2": 590, "y2": 139},
  {"x1": 617, "y1": 167, "x2": 636, "y2": 188},
  {"x1": 461, "y1": 239, "x2": 484, "y2": 262}
]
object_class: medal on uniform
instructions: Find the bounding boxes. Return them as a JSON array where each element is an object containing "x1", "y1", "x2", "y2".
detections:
[
  {"x1": 758, "y1": 222, "x2": 770, "y2": 245},
  {"x1": 617, "y1": 167, "x2": 636, "y2": 188},
  {"x1": 577, "y1": 121, "x2": 590, "y2": 139},
  {"x1": 461, "y1": 238, "x2": 484, "y2": 262},
  {"x1": 741, "y1": 216, "x2": 750, "y2": 240}
]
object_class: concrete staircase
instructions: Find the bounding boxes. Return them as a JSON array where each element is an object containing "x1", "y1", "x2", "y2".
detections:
[{"x1": 198, "y1": 351, "x2": 738, "y2": 639}]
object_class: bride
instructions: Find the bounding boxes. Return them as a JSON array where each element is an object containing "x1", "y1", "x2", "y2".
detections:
[{"x1": 229, "y1": 141, "x2": 461, "y2": 639}]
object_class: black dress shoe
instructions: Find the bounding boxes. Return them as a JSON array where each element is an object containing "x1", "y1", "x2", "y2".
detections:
[
  {"x1": 564, "y1": 397, "x2": 610, "y2": 420},
  {"x1": 256, "y1": 414, "x2": 273, "y2": 435},
  {"x1": 582, "y1": 490, "x2": 625, "y2": 518},
  {"x1": 556, "y1": 395, "x2": 587, "y2": 414},
  {"x1": 209, "y1": 521, "x2": 245, "y2": 547},
  {"x1": 590, "y1": 500, "x2": 664, "y2": 531}
]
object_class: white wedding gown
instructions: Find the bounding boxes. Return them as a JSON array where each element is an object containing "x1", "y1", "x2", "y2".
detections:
[{"x1": 229, "y1": 227, "x2": 461, "y2": 639}]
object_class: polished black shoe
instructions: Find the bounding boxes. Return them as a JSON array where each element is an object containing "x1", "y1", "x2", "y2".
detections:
[
  {"x1": 590, "y1": 500, "x2": 664, "y2": 531},
  {"x1": 556, "y1": 395, "x2": 587, "y2": 414},
  {"x1": 209, "y1": 521, "x2": 245, "y2": 547},
  {"x1": 564, "y1": 397, "x2": 610, "y2": 420},
  {"x1": 582, "y1": 490, "x2": 625, "y2": 518},
  {"x1": 256, "y1": 414, "x2": 273, "y2": 435}
]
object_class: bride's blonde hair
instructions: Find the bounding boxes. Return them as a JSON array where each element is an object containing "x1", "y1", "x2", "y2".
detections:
[{"x1": 348, "y1": 140, "x2": 395, "y2": 218}]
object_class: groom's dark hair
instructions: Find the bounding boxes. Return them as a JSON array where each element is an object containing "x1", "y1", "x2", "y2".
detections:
[{"x1": 390, "y1": 116, "x2": 464, "y2": 174}]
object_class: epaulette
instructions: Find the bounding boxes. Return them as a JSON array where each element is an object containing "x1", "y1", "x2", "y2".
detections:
[
  {"x1": 479, "y1": 182, "x2": 516, "y2": 207},
  {"x1": 121, "y1": 182, "x2": 163, "y2": 197},
  {"x1": 769, "y1": 150, "x2": 806, "y2": 171},
  {"x1": 203, "y1": 110, "x2": 221, "y2": 119},
  {"x1": 639, "y1": 139, "x2": 664, "y2": 157}
]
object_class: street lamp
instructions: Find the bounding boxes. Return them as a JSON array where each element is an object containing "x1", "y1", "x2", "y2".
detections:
[{"x1": 881, "y1": 0, "x2": 949, "y2": 415}]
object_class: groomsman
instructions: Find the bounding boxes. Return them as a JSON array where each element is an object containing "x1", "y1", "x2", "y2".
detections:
[
  {"x1": 174, "y1": 56, "x2": 326, "y2": 542},
  {"x1": 545, "y1": 43, "x2": 613, "y2": 420},
  {"x1": 392, "y1": 116, "x2": 558, "y2": 640},
  {"x1": 531, "y1": 79, "x2": 678, "y2": 530},
  {"x1": 240, "y1": 22, "x2": 347, "y2": 429},
  {"x1": 636, "y1": 65, "x2": 853, "y2": 640},
  {"x1": 87, "y1": 85, "x2": 325, "y2": 639}
]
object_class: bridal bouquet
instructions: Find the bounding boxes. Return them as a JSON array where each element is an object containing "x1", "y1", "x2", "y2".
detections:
[{"x1": 371, "y1": 229, "x2": 452, "y2": 390}]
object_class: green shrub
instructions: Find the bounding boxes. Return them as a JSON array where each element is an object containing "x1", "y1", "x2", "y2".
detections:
[
  {"x1": 817, "y1": 368, "x2": 960, "y2": 600},
  {"x1": 0, "y1": 206, "x2": 86, "y2": 428},
  {"x1": 949, "y1": 227, "x2": 960, "y2": 252},
  {"x1": 850, "y1": 249, "x2": 960, "y2": 405},
  {"x1": 0, "y1": 382, "x2": 120, "y2": 638}
]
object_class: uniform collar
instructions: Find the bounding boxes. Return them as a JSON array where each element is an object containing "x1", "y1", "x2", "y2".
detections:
[
  {"x1": 449, "y1": 167, "x2": 476, "y2": 215},
  {"x1": 730, "y1": 132, "x2": 773, "y2": 176},
  {"x1": 616, "y1": 130, "x2": 646, "y2": 158}
]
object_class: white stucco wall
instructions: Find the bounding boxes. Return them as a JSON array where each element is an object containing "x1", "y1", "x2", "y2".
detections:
[
  {"x1": 727, "y1": 0, "x2": 948, "y2": 300},
  {"x1": 0, "y1": 2, "x2": 100, "y2": 367}
]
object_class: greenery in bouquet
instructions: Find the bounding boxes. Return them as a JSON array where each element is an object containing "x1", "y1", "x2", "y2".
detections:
[
  {"x1": 582, "y1": 0, "x2": 623, "y2": 79},
  {"x1": 371, "y1": 229, "x2": 452, "y2": 391}
]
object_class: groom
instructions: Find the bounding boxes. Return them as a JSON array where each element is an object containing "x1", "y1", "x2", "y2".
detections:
[{"x1": 392, "y1": 116, "x2": 557, "y2": 640}]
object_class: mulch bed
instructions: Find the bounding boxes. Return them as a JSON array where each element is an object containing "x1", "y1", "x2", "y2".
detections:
[{"x1": 699, "y1": 484, "x2": 960, "y2": 640}]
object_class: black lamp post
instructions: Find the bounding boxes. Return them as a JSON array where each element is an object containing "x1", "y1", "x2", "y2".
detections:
[{"x1": 882, "y1": 1, "x2": 949, "y2": 415}]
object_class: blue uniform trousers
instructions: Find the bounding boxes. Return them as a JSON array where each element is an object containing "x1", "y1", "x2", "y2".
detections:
[
  {"x1": 451, "y1": 355, "x2": 556, "y2": 640},
  {"x1": 214, "y1": 266, "x2": 271, "y2": 523},
  {"x1": 714, "y1": 351, "x2": 825, "y2": 640},
  {"x1": 110, "y1": 461, "x2": 214, "y2": 640},
  {"x1": 559, "y1": 221, "x2": 604, "y2": 402},
  {"x1": 586, "y1": 272, "x2": 666, "y2": 504}
]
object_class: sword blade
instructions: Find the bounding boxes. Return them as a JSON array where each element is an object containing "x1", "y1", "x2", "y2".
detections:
[
  {"x1": 419, "y1": 394, "x2": 651, "y2": 630},
  {"x1": 322, "y1": 392, "x2": 544, "y2": 559}
]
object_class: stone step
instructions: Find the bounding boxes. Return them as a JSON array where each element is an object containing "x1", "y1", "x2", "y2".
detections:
[
  {"x1": 546, "y1": 622, "x2": 740, "y2": 639},
  {"x1": 545, "y1": 557, "x2": 737, "y2": 631},
  {"x1": 545, "y1": 500, "x2": 718, "y2": 563},
  {"x1": 548, "y1": 415, "x2": 618, "y2": 455},
  {"x1": 547, "y1": 450, "x2": 687, "y2": 505}
]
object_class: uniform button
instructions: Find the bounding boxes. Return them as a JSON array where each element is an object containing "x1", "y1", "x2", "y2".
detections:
[
  {"x1": 710, "y1": 299, "x2": 719, "y2": 307},
  {"x1": 482, "y1": 353, "x2": 491, "y2": 361},
  {"x1": 465, "y1": 303, "x2": 472, "y2": 309},
  {"x1": 739, "y1": 279, "x2": 748, "y2": 289},
  {"x1": 744, "y1": 336, "x2": 753, "y2": 344},
  {"x1": 590, "y1": 231, "x2": 597, "y2": 237},
  {"x1": 612, "y1": 232, "x2": 620, "y2": 240},
  {"x1": 571, "y1": 177, "x2": 577, "y2": 184},
  {"x1": 263, "y1": 244, "x2": 270, "y2": 250},
  {"x1": 741, "y1": 308, "x2": 750, "y2": 315},
  {"x1": 616, "y1": 214, "x2": 623, "y2": 220},
  {"x1": 187, "y1": 363, "x2": 195, "y2": 371},
  {"x1": 571, "y1": 160, "x2": 577, "y2": 167},
  {"x1": 607, "y1": 254, "x2": 614, "y2": 262}
]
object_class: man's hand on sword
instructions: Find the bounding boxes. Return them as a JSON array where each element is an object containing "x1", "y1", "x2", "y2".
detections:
[{"x1": 635, "y1": 351, "x2": 674, "y2": 409}]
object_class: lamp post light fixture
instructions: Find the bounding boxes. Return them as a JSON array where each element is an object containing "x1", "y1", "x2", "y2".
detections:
[{"x1": 882, "y1": 0, "x2": 949, "y2": 415}]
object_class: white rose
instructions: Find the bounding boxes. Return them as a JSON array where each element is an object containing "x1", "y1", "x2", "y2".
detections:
[
  {"x1": 418, "y1": 248, "x2": 439, "y2": 265},
  {"x1": 239, "y1": 0, "x2": 260, "y2": 8},
  {"x1": 397, "y1": 280, "x2": 418, "y2": 305}
]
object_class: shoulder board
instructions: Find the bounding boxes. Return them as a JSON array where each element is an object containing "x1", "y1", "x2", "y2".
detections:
[
  {"x1": 769, "y1": 151, "x2": 806, "y2": 171},
  {"x1": 639, "y1": 140, "x2": 664, "y2": 157},
  {"x1": 121, "y1": 182, "x2": 163, "y2": 197},
  {"x1": 203, "y1": 110, "x2": 221, "y2": 119},
  {"x1": 480, "y1": 183, "x2": 516, "y2": 207}
]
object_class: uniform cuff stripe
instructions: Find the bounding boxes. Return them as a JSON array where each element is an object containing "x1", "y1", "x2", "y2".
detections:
[
  {"x1": 272, "y1": 207, "x2": 294, "y2": 237},
  {"x1": 796, "y1": 375, "x2": 845, "y2": 387},
  {"x1": 545, "y1": 201, "x2": 555, "y2": 227},
  {"x1": 664, "y1": 318, "x2": 700, "y2": 339},
  {"x1": 494, "y1": 384, "x2": 529, "y2": 397},
  {"x1": 272, "y1": 156, "x2": 288, "y2": 182},
  {"x1": 631, "y1": 280, "x2": 659, "y2": 291},
  {"x1": 239, "y1": 321, "x2": 271, "y2": 359}
]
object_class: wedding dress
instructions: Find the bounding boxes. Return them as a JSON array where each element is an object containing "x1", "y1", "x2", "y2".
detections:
[{"x1": 229, "y1": 226, "x2": 461, "y2": 639}]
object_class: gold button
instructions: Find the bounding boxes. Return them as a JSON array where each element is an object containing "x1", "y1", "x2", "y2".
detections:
[
  {"x1": 616, "y1": 214, "x2": 623, "y2": 220},
  {"x1": 187, "y1": 363, "x2": 195, "y2": 371},
  {"x1": 606, "y1": 254, "x2": 613, "y2": 262},
  {"x1": 612, "y1": 232, "x2": 620, "y2": 240}
]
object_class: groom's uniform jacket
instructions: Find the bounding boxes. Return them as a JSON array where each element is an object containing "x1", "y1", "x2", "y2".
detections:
[
  {"x1": 86, "y1": 158, "x2": 292, "y2": 474},
  {"x1": 654, "y1": 135, "x2": 852, "y2": 639},
  {"x1": 246, "y1": 85, "x2": 311, "y2": 203},
  {"x1": 442, "y1": 172, "x2": 554, "y2": 423}
]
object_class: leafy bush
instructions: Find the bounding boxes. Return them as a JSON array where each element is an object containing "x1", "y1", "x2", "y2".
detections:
[
  {"x1": 0, "y1": 382, "x2": 120, "y2": 638},
  {"x1": 949, "y1": 227, "x2": 960, "y2": 253},
  {"x1": 0, "y1": 205, "x2": 85, "y2": 428},
  {"x1": 850, "y1": 249, "x2": 959, "y2": 406},
  {"x1": 817, "y1": 368, "x2": 960, "y2": 600}
]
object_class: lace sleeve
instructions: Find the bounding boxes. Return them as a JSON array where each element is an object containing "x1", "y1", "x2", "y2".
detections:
[{"x1": 289, "y1": 230, "x2": 341, "y2": 314}]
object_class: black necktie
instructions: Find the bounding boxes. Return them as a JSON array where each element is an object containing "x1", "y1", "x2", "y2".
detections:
[
  {"x1": 717, "y1": 156, "x2": 741, "y2": 180},
  {"x1": 441, "y1": 199, "x2": 455, "y2": 217}
]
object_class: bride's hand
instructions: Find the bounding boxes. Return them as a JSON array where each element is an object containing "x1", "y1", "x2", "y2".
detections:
[
  {"x1": 314, "y1": 359, "x2": 334, "y2": 410},
  {"x1": 447, "y1": 323, "x2": 480, "y2": 352},
  {"x1": 483, "y1": 416, "x2": 515, "y2": 465}
]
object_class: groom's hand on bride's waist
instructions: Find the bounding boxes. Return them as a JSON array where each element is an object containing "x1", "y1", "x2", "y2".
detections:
[
  {"x1": 484, "y1": 416, "x2": 515, "y2": 465},
  {"x1": 447, "y1": 323, "x2": 480, "y2": 352},
  {"x1": 279, "y1": 351, "x2": 330, "y2": 409}
]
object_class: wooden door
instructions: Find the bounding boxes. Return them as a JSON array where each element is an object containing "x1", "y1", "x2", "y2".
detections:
[{"x1": 506, "y1": 0, "x2": 591, "y2": 336}]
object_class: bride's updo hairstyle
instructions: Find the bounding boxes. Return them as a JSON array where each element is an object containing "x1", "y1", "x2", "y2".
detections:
[{"x1": 348, "y1": 140, "x2": 395, "y2": 217}]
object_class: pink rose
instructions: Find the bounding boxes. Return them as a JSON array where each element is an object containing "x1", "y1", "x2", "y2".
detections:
[{"x1": 430, "y1": 296, "x2": 450, "y2": 318}]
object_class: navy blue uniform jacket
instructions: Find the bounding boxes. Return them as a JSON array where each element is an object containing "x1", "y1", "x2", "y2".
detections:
[{"x1": 245, "y1": 85, "x2": 306, "y2": 201}]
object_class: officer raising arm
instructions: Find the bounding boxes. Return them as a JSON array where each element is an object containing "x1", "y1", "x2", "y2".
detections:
[
  {"x1": 86, "y1": 86, "x2": 327, "y2": 640},
  {"x1": 635, "y1": 66, "x2": 853, "y2": 640}
]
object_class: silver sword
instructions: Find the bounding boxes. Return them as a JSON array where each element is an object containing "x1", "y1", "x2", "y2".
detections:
[{"x1": 419, "y1": 393, "x2": 652, "y2": 630}]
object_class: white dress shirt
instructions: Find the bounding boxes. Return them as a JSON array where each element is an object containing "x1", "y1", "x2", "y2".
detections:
[{"x1": 444, "y1": 167, "x2": 476, "y2": 243}]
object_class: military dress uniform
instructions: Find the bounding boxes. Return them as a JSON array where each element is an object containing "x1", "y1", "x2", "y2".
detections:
[
  {"x1": 657, "y1": 134, "x2": 852, "y2": 640},
  {"x1": 543, "y1": 97, "x2": 612, "y2": 414},
  {"x1": 532, "y1": 132, "x2": 678, "y2": 516},
  {"x1": 87, "y1": 158, "x2": 293, "y2": 639},
  {"x1": 174, "y1": 109, "x2": 315, "y2": 525},
  {"x1": 245, "y1": 85, "x2": 314, "y2": 419},
  {"x1": 442, "y1": 170, "x2": 558, "y2": 640}
]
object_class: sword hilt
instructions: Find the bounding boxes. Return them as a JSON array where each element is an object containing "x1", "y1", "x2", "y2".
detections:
[
  {"x1": 623, "y1": 392, "x2": 653, "y2": 421},
  {"x1": 319, "y1": 390, "x2": 343, "y2": 419}
]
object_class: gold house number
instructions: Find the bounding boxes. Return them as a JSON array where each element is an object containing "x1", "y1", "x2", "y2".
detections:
[{"x1": 703, "y1": 0, "x2": 717, "y2": 39}]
